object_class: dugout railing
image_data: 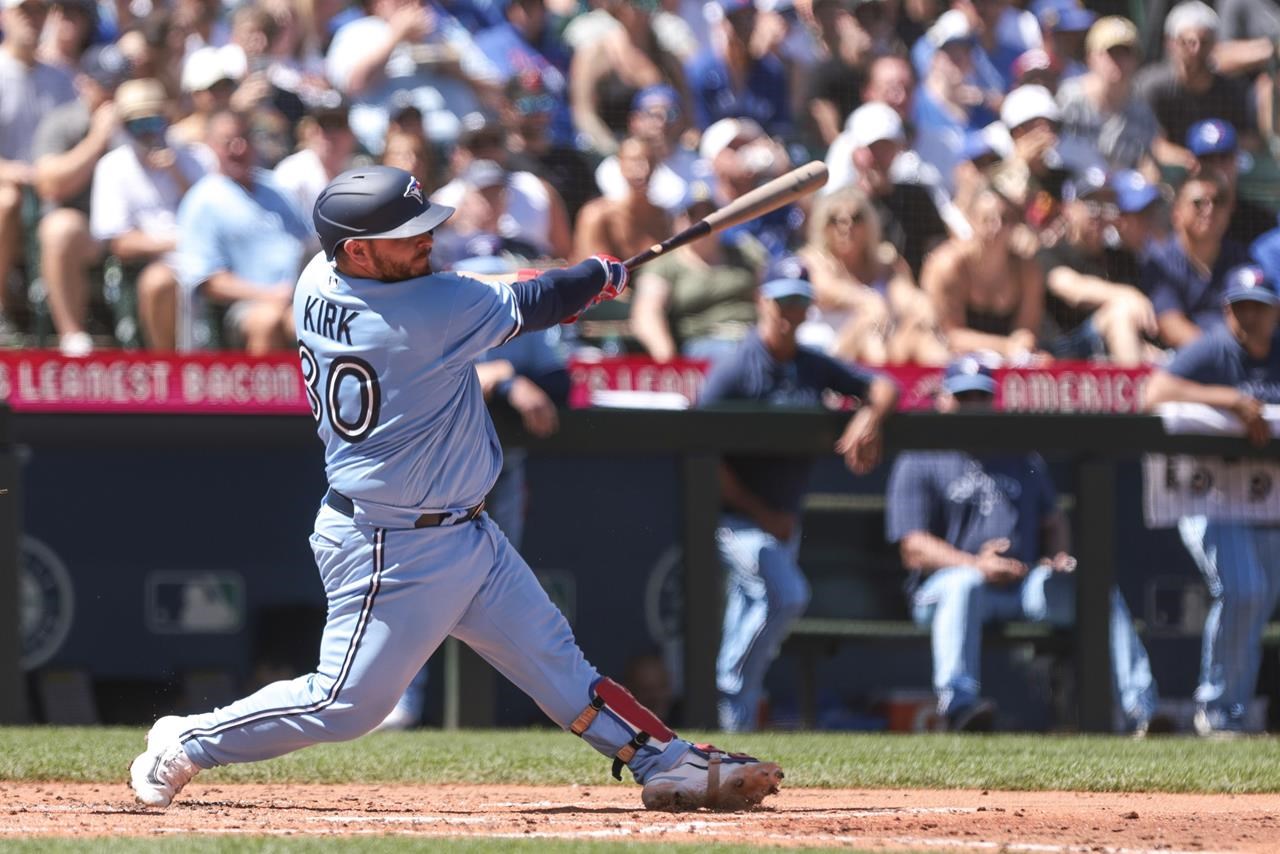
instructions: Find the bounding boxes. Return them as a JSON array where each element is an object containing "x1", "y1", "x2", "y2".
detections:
[{"x1": 5, "y1": 407, "x2": 1280, "y2": 731}]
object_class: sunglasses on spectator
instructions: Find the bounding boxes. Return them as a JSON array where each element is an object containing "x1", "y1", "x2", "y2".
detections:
[
  {"x1": 773, "y1": 295, "x2": 812, "y2": 310},
  {"x1": 828, "y1": 211, "x2": 866, "y2": 227},
  {"x1": 125, "y1": 115, "x2": 168, "y2": 137},
  {"x1": 1106, "y1": 45, "x2": 1135, "y2": 61},
  {"x1": 1083, "y1": 201, "x2": 1119, "y2": 219},
  {"x1": 1189, "y1": 194, "x2": 1225, "y2": 211}
]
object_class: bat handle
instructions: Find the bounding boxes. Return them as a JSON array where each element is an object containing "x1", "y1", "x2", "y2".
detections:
[{"x1": 623, "y1": 221, "x2": 712, "y2": 271}]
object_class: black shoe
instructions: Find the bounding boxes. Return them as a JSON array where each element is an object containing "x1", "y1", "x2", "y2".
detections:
[{"x1": 947, "y1": 699, "x2": 996, "y2": 732}]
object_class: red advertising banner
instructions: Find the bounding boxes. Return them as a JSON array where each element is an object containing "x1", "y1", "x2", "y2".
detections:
[{"x1": 0, "y1": 350, "x2": 1152, "y2": 415}]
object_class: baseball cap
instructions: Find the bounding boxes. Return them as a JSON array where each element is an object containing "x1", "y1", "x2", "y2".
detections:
[
  {"x1": 760, "y1": 277, "x2": 814, "y2": 302},
  {"x1": 765, "y1": 253, "x2": 810, "y2": 283},
  {"x1": 1012, "y1": 48, "x2": 1059, "y2": 85},
  {"x1": 631, "y1": 84, "x2": 679, "y2": 117},
  {"x1": 181, "y1": 45, "x2": 239, "y2": 93},
  {"x1": 1111, "y1": 169, "x2": 1161, "y2": 213},
  {"x1": 927, "y1": 9, "x2": 974, "y2": 50},
  {"x1": 1039, "y1": 3, "x2": 1095, "y2": 33},
  {"x1": 960, "y1": 130, "x2": 997, "y2": 163},
  {"x1": 115, "y1": 78, "x2": 168, "y2": 122},
  {"x1": 1001, "y1": 84, "x2": 1060, "y2": 131},
  {"x1": 698, "y1": 116, "x2": 764, "y2": 160},
  {"x1": 942, "y1": 356, "x2": 997, "y2": 395},
  {"x1": 463, "y1": 159, "x2": 507, "y2": 190},
  {"x1": 1086, "y1": 15, "x2": 1140, "y2": 55},
  {"x1": 1062, "y1": 166, "x2": 1112, "y2": 202},
  {"x1": 80, "y1": 43, "x2": 128, "y2": 89},
  {"x1": 1222, "y1": 265, "x2": 1279, "y2": 306},
  {"x1": 1164, "y1": 0, "x2": 1219, "y2": 38},
  {"x1": 313, "y1": 165, "x2": 456, "y2": 261},
  {"x1": 847, "y1": 101, "x2": 906, "y2": 149},
  {"x1": 1186, "y1": 119, "x2": 1237, "y2": 157}
]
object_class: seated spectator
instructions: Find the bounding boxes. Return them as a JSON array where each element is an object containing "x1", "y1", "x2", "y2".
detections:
[
  {"x1": 951, "y1": 127, "x2": 1006, "y2": 215},
  {"x1": 1185, "y1": 119, "x2": 1274, "y2": 248},
  {"x1": 910, "y1": 1, "x2": 1015, "y2": 100},
  {"x1": 116, "y1": 12, "x2": 181, "y2": 98},
  {"x1": 176, "y1": 110, "x2": 311, "y2": 352},
  {"x1": 824, "y1": 102, "x2": 953, "y2": 278},
  {"x1": 502, "y1": 70, "x2": 597, "y2": 223},
  {"x1": 324, "y1": 0, "x2": 488, "y2": 154},
  {"x1": 475, "y1": 0, "x2": 575, "y2": 146},
  {"x1": 798, "y1": 186, "x2": 948, "y2": 365},
  {"x1": 38, "y1": 0, "x2": 98, "y2": 75},
  {"x1": 699, "y1": 116, "x2": 796, "y2": 259},
  {"x1": 629, "y1": 182, "x2": 769, "y2": 363},
  {"x1": 379, "y1": 124, "x2": 435, "y2": 188},
  {"x1": 1112, "y1": 169, "x2": 1167, "y2": 261},
  {"x1": 1035, "y1": 0, "x2": 1095, "y2": 81},
  {"x1": 567, "y1": 0, "x2": 689, "y2": 155},
  {"x1": 698, "y1": 276, "x2": 898, "y2": 731},
  {"x1": 1142, "y1": 172, "x2": 1251, "y2": 349},
  {"x1": 273, "y1": 103, "x2": 357, "y2": 221},
  {"x1": 32, "y1": 43, "x2": 126, "y2": 356},
  {"x1": 862, "y1": 53, "x2": 916, "y2": 126},
  {"x1": 921, "y1": 183, "x2": 1047, "y2": 363},
  {"x1": 887, "y1": 356, "x2": 1159, "y2": 733},
  {"x1": 435, "y1": 157, "x2": 570, "y2": 263},
  {"x1": 573, "y1": 137, "x2": 669, "y2": 263},
  {"x1": 685, "y1": 0, "x2": 791, "y2": 136},
  {"x1": 802, "y1": 0, "x2": 878, "y2": 151},
  {"x1": 0, "y1": 0, "x2": 77, "y2": 343},
  {"x1": 1136, "y1": 1, "x2": 1256, "y2": 172},
  {"x1": 594, "y1": 84, "x2": 703, "y2": 215},
  {"x1": 1142, "y1": 265, "x2": 1280, "y2": 736},
  {"x1": 1055, "y1": 16, "x2": 1158, "y2": 173},
  {"x1": 1036, "y1": 169, "x2": 1155, "y2": 365},
  {"x1": 1009, "y1": 47, "x2": 1060, "y2": 93},
  {"x1": 912, "y1": 9, "x2": 998, "y2": 194},
  {"x1": 91, "y1": 78, "x2": 208, "y2": 351},
  {"x1": 171, "y1": 46, "x2": 243, "y2": 147}
]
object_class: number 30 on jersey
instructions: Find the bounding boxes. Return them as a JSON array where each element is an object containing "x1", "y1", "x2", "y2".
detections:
[{"x1": 298, "y1": 342, "x2": 382, "y2": 443}]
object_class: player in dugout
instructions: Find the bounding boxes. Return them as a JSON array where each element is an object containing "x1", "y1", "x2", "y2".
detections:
[{"x1": 128, "y1": 165, "x2": 784, "y2": 812}]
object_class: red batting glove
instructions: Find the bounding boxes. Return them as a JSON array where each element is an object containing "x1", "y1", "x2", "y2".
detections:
[{"x1": 516, "y1": 268, "x2": 541, "y2": 281}]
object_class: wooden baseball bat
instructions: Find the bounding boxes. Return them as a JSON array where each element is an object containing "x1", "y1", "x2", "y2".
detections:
[{"x1": 622, "y1": 160, "x2": 829, "y2": 271}]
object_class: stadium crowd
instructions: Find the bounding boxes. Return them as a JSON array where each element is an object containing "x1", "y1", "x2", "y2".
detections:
[{"x1": 3, "y1": 0, "x2": 1280, "y2": 363}]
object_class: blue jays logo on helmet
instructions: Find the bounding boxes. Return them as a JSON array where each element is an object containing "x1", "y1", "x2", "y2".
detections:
[{"x1": 403, "y1": 176, "x2": 425, "y2": 205}]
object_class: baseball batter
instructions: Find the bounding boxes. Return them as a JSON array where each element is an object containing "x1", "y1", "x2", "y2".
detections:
[{"x1": 129, "y1": 165, "x2": 783, "y2": 811}]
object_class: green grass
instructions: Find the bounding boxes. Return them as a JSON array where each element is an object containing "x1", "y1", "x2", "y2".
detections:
[{"x1": 3, "y1": 727, "x2": 1280, "y2": 793}]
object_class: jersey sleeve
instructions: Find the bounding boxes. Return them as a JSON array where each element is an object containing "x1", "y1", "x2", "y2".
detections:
[
  {"x1": 819, "y1": 352, "x2": 876, "y2": 399},
  {"x1": 696, "y1": 355, "x2": 744, "y2": 406},
  {"x1": 438, "y1": 276, "x2": 522, "y2": 369},
  {"x1": 1164, "y1": 332, "x2": 1227, "y2": 385},
  {"x1": 885, "y1": 454, "x2": 934, "y2": 544}
]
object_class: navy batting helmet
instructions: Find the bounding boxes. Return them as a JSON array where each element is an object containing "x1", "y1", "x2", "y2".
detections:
[{"x1": 313, "y1": 165, "x2": 455, "y2": 261}]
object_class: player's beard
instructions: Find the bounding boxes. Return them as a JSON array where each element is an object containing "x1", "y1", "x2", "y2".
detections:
[{"x1": 370, "y1": 247, "x2": 433, "y2": 282}]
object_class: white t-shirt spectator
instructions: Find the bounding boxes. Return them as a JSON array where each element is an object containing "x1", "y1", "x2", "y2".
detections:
[
  {"x1": 594, "y1": 147, "x2": 705, "y2": 213},
  {"x1": 0, "y1": 51, "x2": 76, "y2": 162},
  {"x1": 272, "y1": 148, "x2": 328, "y2": 221},
  {"x1": 90, "y1": 141, "x2": 207, "y2": 246}
]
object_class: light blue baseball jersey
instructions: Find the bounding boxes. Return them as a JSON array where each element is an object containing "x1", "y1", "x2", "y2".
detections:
[{"x1": 293, "y1": 251, "x2": 522, "y2": 528}]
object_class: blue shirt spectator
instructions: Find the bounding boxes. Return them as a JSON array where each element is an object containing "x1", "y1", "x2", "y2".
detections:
[
  {"x1": 1143, "y1": 235, "x2": 1250, "y2": 337},
  {"x1": 474, "y1": 0, "x2": 574, "y2": 143},
  {"x1": 685, "y1": 0, "x2": 791, "y2": 135}
]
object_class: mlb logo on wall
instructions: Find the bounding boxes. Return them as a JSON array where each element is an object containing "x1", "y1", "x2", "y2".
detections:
[{"x1": 20, "y1": 537, "x2": 75, "y2": 670}]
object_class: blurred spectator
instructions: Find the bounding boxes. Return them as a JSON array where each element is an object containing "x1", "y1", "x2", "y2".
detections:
[
  {"x1": 436, "y1": 155, "x2": 571, "y2": 262},
  {"x1": 117, "y1": 12, "x2": 182, "y2": 98},
  {"x1": 325, "y1": 0, "x2": 490, "y2": 154},
  {"x1": 171, "y1": 45, "x2": 243, "y2": 146},
  {"x1": 502, "y1": 70, "x2": 597, "y2": 222},
  {"x1": 566, "y1": 0, "x2": 689, "y2": 155},
  {"x1": 1205, "y1": 0, "x2": 1280, "y2": 78},
  {"x1": 1009, "y1": 47, "x2": 1059, "y2": 92},
  {"x1": 1112, "y1": 168, "x2": 1167, "y2": 260},
  {"x1": 922, "y1": 182, "x2": 1046, "y2": 362},
  {"x1": 1142, "y1": 264, "x2": 1280, "y2": 736},
  {"x1": 686, "y1": 0, "x2": 792, "y2": 135},
  {"x1": 32, "y1": 43, "x2": 126, "y2": 356},
  {"x1": 594, "y1": 84, "x2": 702, "y2": 215},
  {"x1": 380, "y1": 124, "x2": 435, "y2": 186},
  {"x1": 0, "y1": 0, "x2": 77, "y2": 342},
  {"x1": 862, "y1": 53, "x2": 915, "y2": 125},
  {"x1": 476, "y1": 0, "x2": 574, "y2": 145},
  {"x1": 910, "y1": 2, "x2": 1014, "y2": 99},
  {"x1": 573, "y1": 137, "x2": 669, "y2": 262},
  {"x1": 699, "y1": 116, "x2": 797, "y2": 258},
  {"x1": 912, "y1": 9, "x2": 998, "y2": 194},
  {"x1": 38, "y1": 0, "x2": 99, "y2": 74},
  {"x1": 997, "y1": 83, "x2": 1087, "y2": 237},
  {"x1": 1055, "y1": 16, "x2": 1157, "y2": 173},
  {"x1": 176, "y1": 0, "x2": 230, "y2": 54},
  {"x1": 799, "y1": 186, "x2": 948, "y2": 364},
  {"x1": 220, "y1": 3, "x2": 311, "y2": 165},
  {"x1": 827, "y1": 102, "x2": 952, "y2": 278},
  {"x1": 1035, "y1": 0, "x2": 1095, "y2": 82},
  {"x1": 1185, "y1": 119, "x2": 1273, "y2": 249},
  {"x1": 802, "y1": 0, "x2": 877, "y2": 151},
  {"x1": 887, "y1": 356, "x2": 1158, "y2": 733},
  {"x1": 951, "y1": 126, "x2": 1005, "y2": 214},
  {"x1": 273, "y1": 104, "x2": 357, "y2": 221},
  {"x1": 698, "y1": 275, "x2": 897, "y2": 731},
  {"x1": 1035, "y1": 169, "x2": 1155, "y2": 365},
  {"x1": 1142, "y1": 172, "x2": 1251, "y2": 349},
  {"x1": 630, "y1": 181, "x2": 768, "y2": 362},
  {"x1": 1136, "y1": 1, "x2": 1255, "y2": 173},
  {"x1": 176, "y1": 110, "x2": 311, "y2": 352},
  {"x1": 91, "y1": 78, "x2": 207, "y2": 351}
]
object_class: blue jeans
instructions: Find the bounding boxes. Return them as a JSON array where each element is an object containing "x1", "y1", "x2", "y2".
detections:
[
  {"x1": 715, "y1": 513, "x2": 811, "y2": 732},
  {"x1": 911, "y1": 564, "x2": 1156, "y2": 728},
  {"x1": 1177, "y1": 517, "x2": 1280, "y2": 731}
]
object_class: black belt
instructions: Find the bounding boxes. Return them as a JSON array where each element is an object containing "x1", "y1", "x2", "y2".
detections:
[{"x1": 324, "y1": 489, "x2": 484, "y2": 528}]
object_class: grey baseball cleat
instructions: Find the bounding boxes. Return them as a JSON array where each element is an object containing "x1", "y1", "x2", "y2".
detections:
[
  {"x1": 129, "y1": 715, "x2": 200, "y2": 808},
  {"x1": 641, "y1": 744, "x2": 784, "y2": 811}
]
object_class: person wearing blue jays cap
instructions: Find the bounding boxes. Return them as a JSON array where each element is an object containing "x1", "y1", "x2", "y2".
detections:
[
  {"x1": 1036, "y1": 0, "x2": 1096, "y2": 81},
  {"x1": 888, "y1": 355, "x2": 1160, "y2": 733},
  {"x1": 1135, "y1": 1, "x2": 1254, "y2": 174},
  {"x1": 1111, "y1": 169, "x2": 1167, "y2": 262},
  {"x1": 697, "y1": 275, "x2": 899, "y2": 731},
  {"x1": 1186, "y1": 118, "x2": 1273, "y2": 248},
  {"x1": 593, "y1": 85, "x2": 700, "y2": 215},
  {"x1": 686, "y1": 0, "x2": 791, "y2": 135},
  {"x1": 1144, "y1": 264, "x2": 1280, "y2": 735}
]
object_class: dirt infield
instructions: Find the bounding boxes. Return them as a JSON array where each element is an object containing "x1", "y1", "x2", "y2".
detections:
[{"x1": 3, "y1": 783, "x2": 1279, "y2": 851}]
